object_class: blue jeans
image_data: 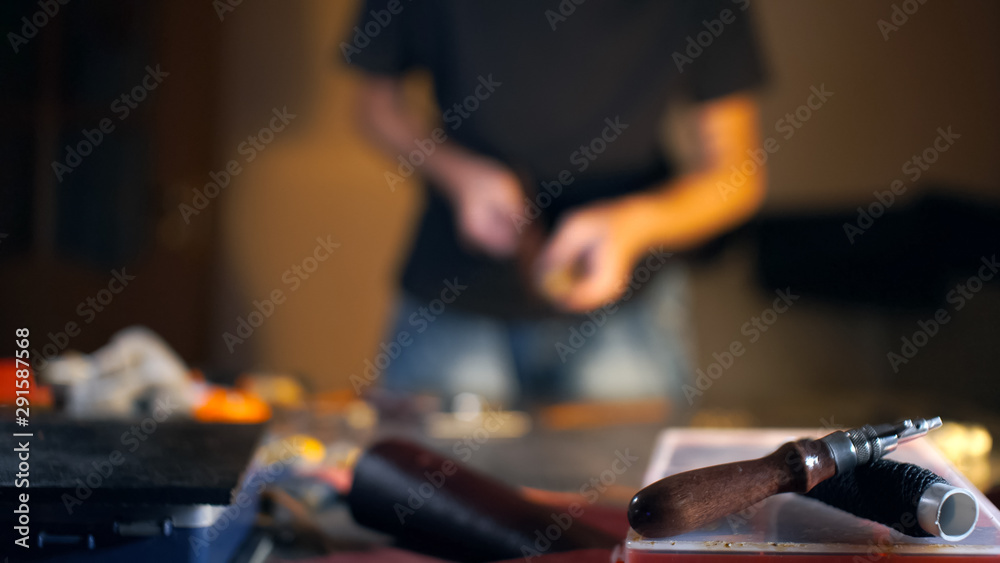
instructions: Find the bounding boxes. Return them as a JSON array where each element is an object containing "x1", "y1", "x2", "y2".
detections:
[{"x1": 378, "y1": 266, "x2": 692, "y2": 408}]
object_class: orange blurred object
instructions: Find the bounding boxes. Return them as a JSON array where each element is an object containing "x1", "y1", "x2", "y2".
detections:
[
  {"x1": 192, "y1": 384, "x2": 271, "y2": 423},
  {"x1": 0, "y1": 358, "x2": 52, "y2": 407}
]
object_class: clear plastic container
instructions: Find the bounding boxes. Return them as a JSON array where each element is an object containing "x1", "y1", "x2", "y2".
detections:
[{"x1": 619, "y1": 428, "x2": 1000, "y2": 562}]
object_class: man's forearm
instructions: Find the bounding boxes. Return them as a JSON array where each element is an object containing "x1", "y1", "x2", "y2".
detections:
[
  {"x1": 620, "y1": 165, "x2": 765, "y2": 253},
  {"x1": 618, "y1": 93, "x2": 766, "y2": 255}
]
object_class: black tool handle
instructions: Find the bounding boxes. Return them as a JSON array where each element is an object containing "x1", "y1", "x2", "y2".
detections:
[
  {"x1": 805, "y1": 459, "x2": 944, "y2": 537},
  {"x1": 347, "y1": 439, "x2": 620, "y2": 561}
]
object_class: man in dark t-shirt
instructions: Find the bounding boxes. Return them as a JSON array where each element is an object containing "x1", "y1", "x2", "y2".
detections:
[{"x1": 345, "y1": 0, "x2": 767, "y2": 406}]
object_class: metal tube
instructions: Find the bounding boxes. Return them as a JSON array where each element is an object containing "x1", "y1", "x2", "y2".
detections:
[{"x1": 917, "y1": 482, "x2": 979, "y2": 541}]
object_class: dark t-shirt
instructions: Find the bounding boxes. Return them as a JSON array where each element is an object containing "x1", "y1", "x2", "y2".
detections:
[{"x1": 346, "y1": 0, "x2": 765, "y2": 319}]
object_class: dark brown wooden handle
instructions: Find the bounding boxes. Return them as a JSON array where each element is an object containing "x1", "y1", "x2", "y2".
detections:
[{"x1": 628, "y1": 438, "x2": 836, "y2": 538}]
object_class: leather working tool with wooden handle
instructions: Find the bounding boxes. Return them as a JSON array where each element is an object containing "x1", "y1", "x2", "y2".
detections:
[{"x1": 627, "y1": 417, "x2": 943, "y2": 538}]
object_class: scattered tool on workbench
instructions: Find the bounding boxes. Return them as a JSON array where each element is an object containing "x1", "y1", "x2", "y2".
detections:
[
  {"x1": 348, "y1": 439, "x2": 620, "y2": 562},
  {"x1": 628, "y1": 417, "x2": 944, "y2": 538}
]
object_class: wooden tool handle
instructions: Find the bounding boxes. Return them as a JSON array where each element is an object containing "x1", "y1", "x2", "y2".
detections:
[{"x1": 628, "y1": 438, "x2": 837, "y2": 538}]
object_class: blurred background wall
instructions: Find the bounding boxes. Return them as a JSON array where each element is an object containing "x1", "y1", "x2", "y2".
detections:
[{"x1": 3, "y1": 0, "x2": 998, "y2": 428}]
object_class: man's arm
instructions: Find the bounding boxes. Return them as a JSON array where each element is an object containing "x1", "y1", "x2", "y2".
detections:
[
  {"x1": 539, "y1": 93, "x2": 765, "y2": 311},
  {"x1": 357, "y1": 76, "x2": 524, "y2": 258},
  {"x1": 622, "y1": 93, "x2": 765, "y2": 248}
]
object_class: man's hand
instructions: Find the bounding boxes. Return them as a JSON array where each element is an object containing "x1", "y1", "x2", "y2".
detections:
[
  {"x1": 536, "y1": 199, "x2": 646, "y2": 312},
  {"x1": 436, "y1": 152, "x2": 524, "y2": 259},
  {"x1": 537, "y1": 93, "x2": 765, "y2": 312},
  {"x1": 357, "y1": 76, "x2": 525, "y2": 258}
]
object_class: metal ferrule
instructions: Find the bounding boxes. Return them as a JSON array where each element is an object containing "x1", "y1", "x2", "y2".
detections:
[
  {"x1": 819, "y1": 417, "x2": 942, "y2": 473},
  {"x1": 819, "y1": 430, "x2": 858, "y2": 474}
]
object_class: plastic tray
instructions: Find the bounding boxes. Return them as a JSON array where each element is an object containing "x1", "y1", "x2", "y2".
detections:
[{"x1": 620, "y1": 428, "x2": 1000, "y2": 561}]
